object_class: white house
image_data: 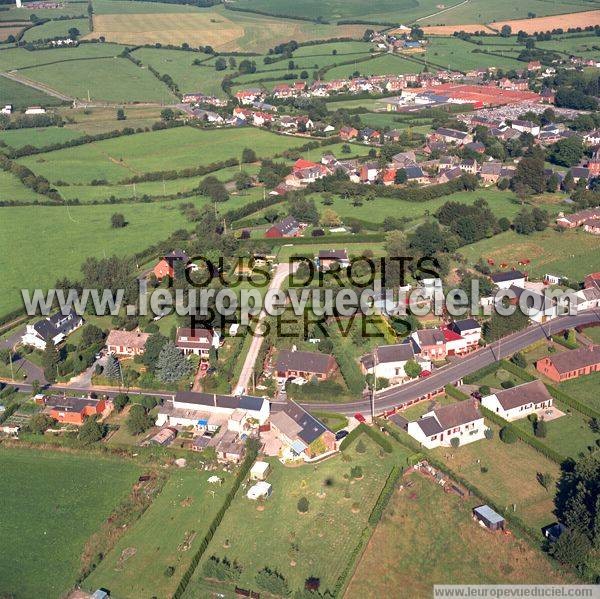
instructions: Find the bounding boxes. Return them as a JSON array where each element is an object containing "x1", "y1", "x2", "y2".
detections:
[
  {"x1": 1, "y1": 105, "x2": 12, "y2": 115},
  {"x1": 360, "y1": 343, "x2": 431, "y2": 384},
  {"x1": 511, "y1": 120, "x2": 540, "y2": 136},
  {"x1": 407, "y1": 400, "x2": 486, "y2": 449},
  {"x1": 250, "y1": 460, "x2": 270, "y2": 481},
  {"x1": 575, "y1": 287, "x2": 600, "y2": 311},
  {"x1": 21, "y1": 310, "x2": 83, "y2": 350},
  {"x1": 24, "y1": 106, "x2": 46, "y2": 115},
  {"x1": 481, "y1": 380, "x2": 553, "y2": 421},
  {"x1": 490, "y1": 270, "x2": 525, "y2": 290},
  {"x1": 448, "y1": 318, "x2": 481, "y2": 349},
  {"x1": 156, "y1": 392, "x2": 270, "y2": 430}
]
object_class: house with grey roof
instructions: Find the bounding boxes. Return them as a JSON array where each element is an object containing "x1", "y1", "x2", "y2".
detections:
[
  {"x1": 22, "y1": 310, "x2": 83, "y2": 350},
  {"x1": 360, "y1": 343, "x2": 431, "y2": 384},
  {"x1": 407, "y1": 399, "x2": 485, "y2": 448},
  {"x1": 481, "y1": 380, "x2": 552, "y2": 421}
]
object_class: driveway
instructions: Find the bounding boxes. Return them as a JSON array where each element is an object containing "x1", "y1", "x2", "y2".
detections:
[{"x1": 0, "y1": 327, "x2": 46, "y2": 384}]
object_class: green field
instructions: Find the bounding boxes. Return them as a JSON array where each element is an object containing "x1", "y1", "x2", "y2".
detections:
[
  {"x1": 184, "y1": 436, "x2": 408, "y2": 596},
  {"x1": 93, "y1": 0, "x2": 204, "y2": 14},
  {"x1": 538, "y1": 33, "x2": 600, "y2": 60},
  {"x1": 0, "y1": 3, "x2": 89, "y2": 21},
  {"x1": 324, "y1": 53, "x2": 425, "y2": 80},
  {"x1": 0, "y1": 448, "x2": 141, "y2": 599},
  {"x1": 228, "y1": 0, "x2": 455, "y2": 24},
  {"x1": 0, "y1": 126, "x2": 81, "y2": 150},
  {"x1": 0, "y1": 169, "x2": 46, "y2": 203},
  {"x1": 0, "y1": 199, "x2": 198, "y2": 317},
  {"x1": 131, "y1": 47, "x2": 226, "y2": 98},
  {"x1": 458, "y1": 228, "x2": 600, "y2": 282},
  {"x1": 0, "y1": 76, "x2": 66, "y2": 109},
  {"x1": 309, "y1": 188, "x2": 524, "y2": 228},
  {"x1": 346, "y1": 473, "x2": 571, "y2": 598},
  {"x1": 84, "y1": 468, "x2": 235, "y2": 598},
  {"x1": 426, "y1": 36, "x2": 524, "y2": 72},
  {"x1": 18, "y1": 126, "x2": 307, "y2": 185},
  {"x1": 22, "y1": 17, "x2": 90, "y2": 42},
  {"x1": 419, "y1": 0, "x2": 593, "y2": 25}
]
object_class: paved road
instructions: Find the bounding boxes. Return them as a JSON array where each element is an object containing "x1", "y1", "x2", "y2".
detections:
[
  {"x1": 0, "y1": 328, "x2": 46, "y2": 384},
  {"x1": 3, "y1": 309, "x2": 599, "y2": 417},
  {"x1": 298, "y1": 309, "x2": 600, "y2": 416},
  {"x1": 233, "y1": 261, "x2": 297, "y2": 394}
]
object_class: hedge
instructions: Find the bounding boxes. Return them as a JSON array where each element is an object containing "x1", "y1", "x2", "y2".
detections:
[
  {"x1": 339, "y1": 423, "x2": 393, "y2": 453},
  {"x1": 331, "y1": 525, "x2": 372, "y2": 597},
  {"x1": 444, "y1": 384, "x2": 470, "y2": 401},
  {"x1": 500, "y1": 359, "x2": 536, "y2": 382},
  {"x1": 172, "y1": 445, "x2": 258, "y2": 598},
  {"x1": 462, "y1": 361, "x2": 501, "y2": 384},
  {"x1": 545, "y1": 384, "x2": 600, "y2": 421},
  {"x1": 368, "y1": 465, "x2": 402, "y2": 526}
]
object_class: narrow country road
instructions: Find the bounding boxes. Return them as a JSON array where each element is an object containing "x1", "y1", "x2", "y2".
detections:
[{"x1": 233, "y1": 261, "x2": 298, "y2": 395}]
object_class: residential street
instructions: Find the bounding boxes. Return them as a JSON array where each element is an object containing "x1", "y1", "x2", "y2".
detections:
[{"x1": 233, "y1": 261, "x2": 298, "y2": 395}]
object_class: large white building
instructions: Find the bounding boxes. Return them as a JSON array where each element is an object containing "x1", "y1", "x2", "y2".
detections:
[
  {"x1": 407, "y1": 400, "x2": 486, "y2": 449},
  {"x1": 481, "y1": 380, "x2": 553, "y2": 422},
  {"x1": 21, "y1": 310, "x2": 83, "y2": 350}
]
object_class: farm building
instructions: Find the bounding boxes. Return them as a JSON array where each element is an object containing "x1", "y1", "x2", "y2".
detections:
[
  {"x1": 536, "y1": 346, "x2": 600, "y2": 383},
  {"x1": 473, "y1": 505, "x2": 505, "y2": 531},
  {"x1": 265, "y1": 216, "x2": 301, "y2": 238}
]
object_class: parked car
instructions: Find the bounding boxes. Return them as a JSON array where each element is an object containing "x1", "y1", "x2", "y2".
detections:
[{"x1": 335, "y1": 429, "x2": 349, "y2": 441}]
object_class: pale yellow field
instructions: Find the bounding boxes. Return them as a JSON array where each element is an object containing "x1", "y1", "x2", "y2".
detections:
[
  {"x1": 85, "y1": 9, "x2": 367, "y2": 52},
  {"x1": 86, "y1": 12, "x2": 244, "y2": 48},
  {"x1": 493, "y1": 9, "x2": 600, "y2": 34},
  {"x1": 423, "y1": 23, "x2": 496, "y2": 34}
]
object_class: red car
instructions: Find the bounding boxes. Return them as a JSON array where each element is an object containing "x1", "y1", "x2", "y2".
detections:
[
  {"x1": 354, "y1": 412, "x2": 366, "y2": 423},
  {"x1": 419, "y1": 370, "x2": 431, "y2": 378}
]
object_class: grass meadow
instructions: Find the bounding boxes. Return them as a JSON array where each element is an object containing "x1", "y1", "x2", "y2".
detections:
[
  {"x1": 0, "y1": 170, "x2": 46, "y2": 203},
  {"x1": 0, "y1": 448, "x2": 140, "y2": 599},
  {"x1": 0, "y1": 76, "x2": 66, "y2": 109},
  {"x1": 559, "y1": 372, "x2": 600, "y2": 414},
  {"x1": 0, "y1": 126, "x2": 81, "y2": 150},
  {"x1": 346, "y1": 473, "x2": 571, "y2": 598},
  {"x1": 458, "y1": 228, "x2": 600, "y2": 281},
  {"x1": 324, "y1": 53, "x2": 425, "y2": 80},
  {"x1": 0, "y1": 199, "x2": 198, "y2": 317},
  {"x1": 18, "y1": 126, "x2": 306, "y2": 185},
  {"x1": 183, "y1": 436, "x2": 409, "y2": 597},
  {"x1": 22, "y1": 17, "x2": 90, "y2": 42},
  {"x1": 84, "y1": 468, "x2": 236, "y2": 598}
]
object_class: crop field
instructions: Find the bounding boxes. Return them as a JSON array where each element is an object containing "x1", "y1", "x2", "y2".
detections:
[
  {"x1": 347, "y1": 473, "x2": 570, "y2": 597},
  {"x1": 0, "y1": 199, "x2": 200, "y2": 317},
  {"x1": 183, "y1": 437, "x2": 408, "y2": 597},
  {"x1": 426, "y1": 36, "x2": 524, "y2": 71},
  {"x1": 87, "y1": 4, "x2": 367, "y2": 52},
  {"x1": 493, "y1": 9, "x2": 600, "y2": 34},
  {"x1": 560, "y1": 372, "x2": 600, "y2": 414},
  {"x1": 0, "y1": 448, "x2": 141, "y2": 599},
  {"x1": 22, "y1": 17, "x2": 90, "y2": 41},
  {"x1": 84, "y1": 468, "x2": 235, "y2": 598},
  {"x1": 0, "y1": 25, "x2": 26, "y2": 41},
  {"x1": 131, "y1": 47, "x2": 226, "y2": 98},
  {"x1": 18, "y1": 126, "x2": 306, "y2": 185},
  {"x1": 418, "y1": 0, "x2": 594, "y2": 26},
  {"x1": 62, "y1": 105, "x2": 164, "y2": 135},
  {"x1": 458, "y1": 228, "x2": 600, "y2": 282},
  {"x1": 228, "y1": 0, "x2": 456, "y2": 24},
  {"x1": 93, "y1": 0, "x2": 203, "y2": 14},
  {"x1": 0, "y1": 75, "x2": 66, "y2": 108},
  {"x1": 431, "y1": 423, "x2": 561, "y2": 531},
  {"x1": 324, "y1": 53, "x2": 425, "y2": 80}
]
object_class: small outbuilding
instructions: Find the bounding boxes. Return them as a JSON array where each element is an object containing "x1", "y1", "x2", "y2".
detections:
[
  {"x1": 473, "y1": 505, "x2": 505, "y2": 531},
  {"x1": 250, "y1": 460, "x2": 270, "y2": 481},
  {"x1": 247, "y1": 481, "x2": 272, "y2": 500}
]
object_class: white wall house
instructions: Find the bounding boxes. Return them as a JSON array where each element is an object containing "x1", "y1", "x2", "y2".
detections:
[
  {"x1": 481, "y1": 380, "x2": 553, "y2": 422},
  {"x1": 361, "y1": 344, "x2": 431, "y2": 385},
  {"x1": 407, "y1": 400, "x2": 486, "y2": 449},
  {"x1": 21, "y1": 310, "x2": 83, "y2": 350}
]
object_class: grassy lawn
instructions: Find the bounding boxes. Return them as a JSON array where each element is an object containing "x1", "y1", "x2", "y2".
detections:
[
  {"x1": 184, "y1": 437, "x2": 409, "y2": 597},
  {"x1": 472, "y1": 367, "x2": 525, "y2": 391},
  {"x1": 513, "y1": 406, "x2": 600, "y2": 459},
  {"x1": 308, "y1": 410, "x2": 349, "y2": 432},
  {"x1": 398, "y1": 394, "x2": 456, "y2": 420},
  {"x1": 582, "y1": 326, "x2": 600, "y2": 345},
  {"x1": 275, "y1": 241, "x2": 385, "y2": 262},
  {"x1": 430, "y1": 423, "x2": 561, "y2": 531},
  {"x1": 346, "y1": 473, "x2": 571, "y2": 598},
  {"x1": 560, "y1": 372, "x2": 600, "y2": 414},
  {"x1": 0, "y1": 126, "x2": 82, "y2": 150},
  {"x1": 62, "y1": 105, "x2": 164, "y2": 135},
  {"x1": 18, "y1": 127, "x2": 308, "y2": 185},
  {"x1": 84, "y1": 468, "x2": 235, "y2": 598},
  {"x1": 0, "y1": 448, "x2": 141, "y2": 599},
  {"x1": 0, "y1": 169, "x2": 46, "y2": 203},
  {"x1": 458, "y1": 228, "x2": 600, "y2": 281}
]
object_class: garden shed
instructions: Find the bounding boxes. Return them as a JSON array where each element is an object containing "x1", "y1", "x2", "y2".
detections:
[{"x1": 472, "y1": 505, "x2": 505, "y2": 531}]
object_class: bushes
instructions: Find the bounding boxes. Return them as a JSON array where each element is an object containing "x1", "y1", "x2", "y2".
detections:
[
  {"x1": 463, "y1": 361, "x2": 501, "y2": 384},
  {"x1": 445, "y1": 384, "x2": 469, "y2": 401},
  {"x1": 499, "y1": 425, "x2": 517, "y2": 444},
  {"x1": 339, "y1": 423, "x2": 393, "y2": 453},
  {"x1": 297, "y1": 496, "x2": 309, "y2": 513}
]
